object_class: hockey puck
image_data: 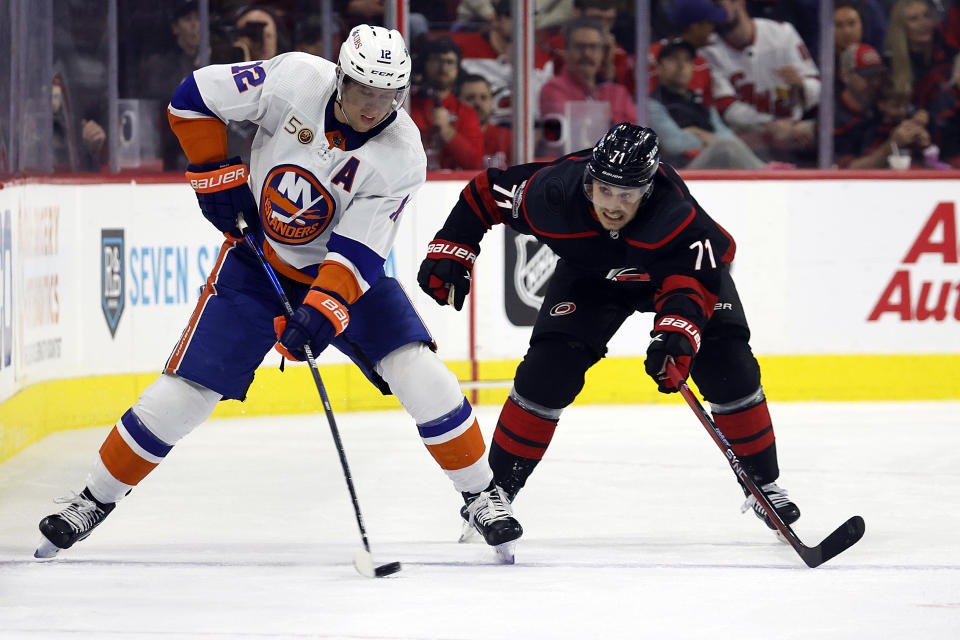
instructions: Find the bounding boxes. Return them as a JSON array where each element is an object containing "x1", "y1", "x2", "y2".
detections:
[{"x1": 374, "y1": 561, "x2": 402, "y2": 577}]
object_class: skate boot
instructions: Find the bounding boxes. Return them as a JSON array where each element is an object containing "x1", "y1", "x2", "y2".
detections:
[
  {"x1": 459, "y1": 482, "x2": 522, "y2": 563},
  {"x1": 35, "y1": 488, "x2": 116, "y2": 559},
  {"x1": 742, "y1": 482, "x2": 800, "y2": 532}
]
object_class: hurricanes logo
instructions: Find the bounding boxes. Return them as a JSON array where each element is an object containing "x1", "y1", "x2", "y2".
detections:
[{"x1": 261, "y1": 165, "x2": 335, "y2": 245}]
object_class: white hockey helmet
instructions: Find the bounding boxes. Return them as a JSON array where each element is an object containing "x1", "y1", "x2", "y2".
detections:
[{"x1": 337, "y1": 25, "x2": 411, "y2": 112}]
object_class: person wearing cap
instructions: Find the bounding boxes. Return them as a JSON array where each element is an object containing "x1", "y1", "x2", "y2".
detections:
[
  {"x1": 836, "y1": 43, "x2": 941, "y2": 169},
  {"x1": 700, "y1": 0, "x2": 821, "y2": 165},
  {"x1": 835, "y1": 44, "x2": 887, "y2": 168},
  {"x1": 647, "y1": 0, "x2": 728, "y2": 104},
  {"x1": 539, "y1": 17, "x2": 637, "y2": 132},
  {"x1": 650, "y1": 38, "x2": 766, "y2": 169}
]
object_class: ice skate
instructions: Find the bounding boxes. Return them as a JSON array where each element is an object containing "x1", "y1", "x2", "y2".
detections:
[
  {"x1": 460, "y1": 483, "x2": 522, "y2": 563},
  {"x1": 34, "y1": 489, "x2": 116, "y2": 559},
  {"x1": 742, "y1": 482, "x2": 800, "y2": 537}
]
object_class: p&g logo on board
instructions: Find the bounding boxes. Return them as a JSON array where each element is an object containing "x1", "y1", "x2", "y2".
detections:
[
  {"x1": 101, "y1": 229, "x2": 125, "y2": 337},
  {"x1": 261, "y1": 165, "x2": 335, "y2": 245}
]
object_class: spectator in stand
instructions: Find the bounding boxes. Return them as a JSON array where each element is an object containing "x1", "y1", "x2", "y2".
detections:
[
  {"x1": 455, "y1": 0, "x2": 573, "y2": 32},
  {"x1": 835, "y1": 4, "x2": 866, "y2": 68},
  {"x1": 452, "y1": 0, "x2": 555, "y2": 127},
  {"x1": 701, "y1": 0, "x2": 820, "y2": 164},
  {"x1": 410, "y1": 39, "x2": 484, "y2": 170},
  {"x1": 52, "y1": 73, "x2": 81, "y2": 172},
  {"x1": 835, "y1": 1, "x2": 890, "y2": 52},
  {"x1": 53, "y1": 0, "x2": 110, "y2": 172},
  {"x1": 232, "y1": 5, "x2": 287, "y2": 62},
  {"x1": 833, "y1": 44, "x2": 891, "y2": 167},
  {"x1": 745, "y1": 0, "x2": 819, "y2": 62},
  {"x1": 545, "y1": 0, "x2": 635, "y2": 95},
  {"x1": 874, "y1": 75, "x2": 945, "y2": 166},
  {"x1": 927, "y1": 53, "x2": 960, "y2": 166},
  {"x1": 836, "y1": 50, "x2": 939, "y2": 170},
  {"x1": 648, "y1": 0, "x2": 730, "y2": 104},
  {"x1": 649, "y1": 39, "x2": 765, "y2": 169},
  {"x1": 539, "y1": 17, "x2": 637, "y2": 125},
  {"x1": 295, "y1": 15, "x2": 344, "y2": 57},
  {"x1": 138, "y1": 1, "x2": 205, "y2": 170},
  {"x1": 458, "y1": 73, "x2": 513, "y2": 167},
  {"x1": 885, "y1": 0, "x2": 959, "y2": 109}
]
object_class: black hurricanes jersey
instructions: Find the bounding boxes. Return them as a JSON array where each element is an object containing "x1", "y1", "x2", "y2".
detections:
[{"x1": 436, "y1": 153, "x2": 737, "y2": 333}]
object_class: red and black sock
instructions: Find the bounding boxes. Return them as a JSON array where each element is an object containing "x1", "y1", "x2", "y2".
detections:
[
  {"x1": 488, "y1": 397, "x2": 559, "y2": 501},
  {"x1": 712, "y1": 398, "x2": 779, "y2": 485}
]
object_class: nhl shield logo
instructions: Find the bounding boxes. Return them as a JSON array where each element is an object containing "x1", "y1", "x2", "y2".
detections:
[
  {"x1": 101, "y1": 229, "x2": 125, "y2": 337},
  {"x1": 503, "y1": 228, "x2": 559, "y2": 326}
]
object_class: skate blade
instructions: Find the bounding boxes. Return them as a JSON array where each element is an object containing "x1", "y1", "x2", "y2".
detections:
[
  {"x1": 494, "y1": 540, "x2": 516, "y2": 564},
  {"x1": 458, "y1": 520, "x2": 480, "y2": 544},
  {"x1": 34, "y1": 537, "x2": 61, "y2": 560}
]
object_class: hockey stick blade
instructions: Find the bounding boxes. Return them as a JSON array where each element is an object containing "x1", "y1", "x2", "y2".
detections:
[
  {"x1": 797, "y1": 515, "x2": 865, "y2": 568},
  {"x1": 353, "y1": 549, "x2": 402, "y2": 578},
  {"x1": 665, "y1": 363, "x2": 865, "y2": 567}
]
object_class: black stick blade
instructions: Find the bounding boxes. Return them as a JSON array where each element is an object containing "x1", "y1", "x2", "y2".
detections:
[{"x1": 800, "y1": 515, "x2": 866, "y2": 568}]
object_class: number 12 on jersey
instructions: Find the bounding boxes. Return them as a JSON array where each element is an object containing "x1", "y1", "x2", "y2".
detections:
[{"x1": 231, "y1": 62, "x2": 266, "y2": 92}]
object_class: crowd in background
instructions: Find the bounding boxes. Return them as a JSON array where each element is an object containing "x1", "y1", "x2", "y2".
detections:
[{"x1": 36, "y1": 0, "x2": 960, "y2": 174}]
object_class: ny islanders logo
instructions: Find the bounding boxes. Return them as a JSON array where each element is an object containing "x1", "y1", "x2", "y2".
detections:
[{"x1": 261, "y1": 165, "x2": 336, "y2": 244}]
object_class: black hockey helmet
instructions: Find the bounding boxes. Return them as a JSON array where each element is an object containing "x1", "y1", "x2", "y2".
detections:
[{"x1": 586, "y1": 123, "x2": 661, "y2": 189}]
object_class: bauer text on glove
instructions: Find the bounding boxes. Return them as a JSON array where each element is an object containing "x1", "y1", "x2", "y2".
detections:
[
  {"x1": 274, "y1": 288, "x2": 350, "y2": 361},
  {"x1": 417, "y1": 239, "x2": 478, "y2": 311},
  {"x1": 185, "y1": 156, "x2": 260, "y2": 238},
  {"x1": 644, "y1": 315, "x2": 701, "y2": 393}
]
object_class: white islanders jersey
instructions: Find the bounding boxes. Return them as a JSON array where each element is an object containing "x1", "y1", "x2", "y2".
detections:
[{"x1": 169, "y1": 52, "x2": 426, "y2": 292}]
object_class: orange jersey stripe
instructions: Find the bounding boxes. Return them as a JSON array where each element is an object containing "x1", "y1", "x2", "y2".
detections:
[
  {"x1": 424, "y1": 420, "x2": 486, "y2": 471},
  {"x1": 261, "y1": 240, "x2": 314, "y2": 285},
  {"x1": 168, "y1": 113, "x2": 228, "y2": 164},
  {"x1": 312, "y1": 261, "x2": 362, "y2": 304},
  {"x1": 165, "y1": 240, "x2": 234, "y2": 373},
  {"x1": 99, "y1": 427, "x2": 159, "y2": 486}
]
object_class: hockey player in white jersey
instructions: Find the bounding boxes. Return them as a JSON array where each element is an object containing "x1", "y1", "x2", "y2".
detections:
[{"x1": 35, "y1": 25, "x2": 521, "y2": 563}]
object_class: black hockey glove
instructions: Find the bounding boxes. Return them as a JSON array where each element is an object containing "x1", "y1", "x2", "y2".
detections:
[
  {"x1": 274, "y1": 287, "x2": 350, "y2": 361},
  {"x1": 417, "y1": 238, "x2": 479, "y2": 311},
  {"x1": 185, "y1": 156, "x2": 260, "y2": 238},
  {"x1": 644, "y1": 315, "x2": 701, "y2": 393}
]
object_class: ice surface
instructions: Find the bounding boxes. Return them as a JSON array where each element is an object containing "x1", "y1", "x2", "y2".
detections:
[{"x1": 1, "y1": 402, "x2": 958, "y2": 639}]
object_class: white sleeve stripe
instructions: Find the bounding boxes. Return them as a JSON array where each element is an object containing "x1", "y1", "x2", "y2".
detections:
[
  {"x1": 324, "y1": 252, "x2": 371, "y2": 293},
  {"x1": 167, "y1": 105, "x2": 221, "y2": 121}
]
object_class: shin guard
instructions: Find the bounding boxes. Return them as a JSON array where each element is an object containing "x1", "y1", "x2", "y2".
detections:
[
  {"x1": 489, "y1": 394, "x2": 560, "y2": 501},
  {"x1": 710, "y1": 387, "x2": 779, "y2": 484},
  {"x1": 85, "y1": 374, "x2": 220, "y2": 503},
  {"x1": 416, "y1": 398, "x2": 490, "y2": 492}
]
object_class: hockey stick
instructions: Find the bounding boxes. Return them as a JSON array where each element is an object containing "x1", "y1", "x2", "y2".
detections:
[
  {"x1": 238, "y1": 221, "x2": 401, "y2": 578},
  {"x1": 665, "y1": 363, "x2": 865, "y2": 568}
]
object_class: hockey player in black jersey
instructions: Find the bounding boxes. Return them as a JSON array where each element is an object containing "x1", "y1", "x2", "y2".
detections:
[{"x1": 418, "y1": 123, "x2": 801, "y2": 538}]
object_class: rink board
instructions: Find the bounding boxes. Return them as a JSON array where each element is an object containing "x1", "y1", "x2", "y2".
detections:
[{"x1": 0, "y1": 174, "x2": 958, "y2": 462}]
